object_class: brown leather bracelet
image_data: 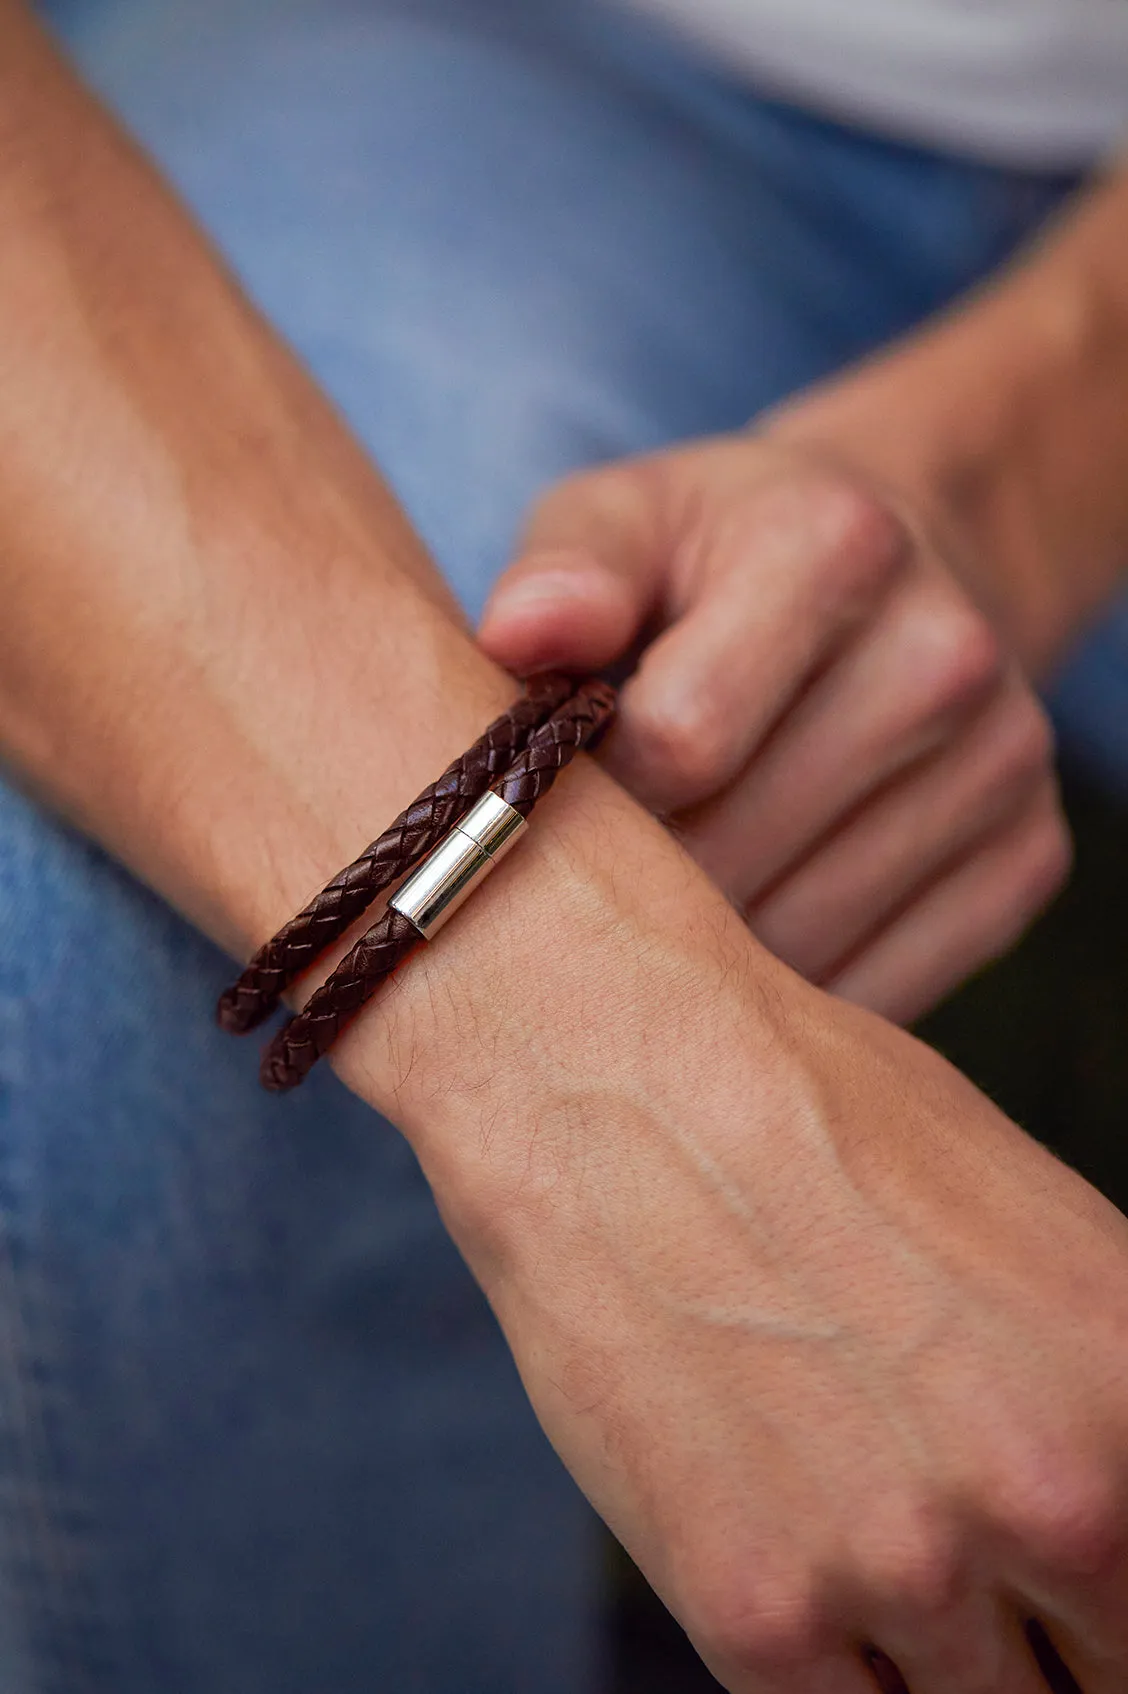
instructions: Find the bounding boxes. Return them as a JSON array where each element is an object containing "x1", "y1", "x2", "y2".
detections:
[
  {"x1": 258, "y1": 678, "x2": 616, "y2": 1092},
  {"x1": 216, "y1": 673, "x2": 575, "y2": 1036}
]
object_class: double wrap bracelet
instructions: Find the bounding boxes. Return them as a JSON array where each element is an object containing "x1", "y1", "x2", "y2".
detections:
[{"x1": 217, "y1": 675, "x2": 616, "y2": 1091}]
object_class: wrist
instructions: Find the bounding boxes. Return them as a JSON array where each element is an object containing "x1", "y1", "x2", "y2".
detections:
[
  {"x1": 328, "y1": 757, "x2": 788, "y2": 1275},
  {"x1": 764, "y1": 234, "x2": 1128, "y2": 675}
]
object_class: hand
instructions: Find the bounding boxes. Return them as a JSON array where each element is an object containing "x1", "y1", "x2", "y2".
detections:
[
  {"x1": 368, "y1": 809, "x2": 1128, "y2": 1694},
  {"x1": 479, "y1": 434, "x2": 1070, "y2": 1022}
]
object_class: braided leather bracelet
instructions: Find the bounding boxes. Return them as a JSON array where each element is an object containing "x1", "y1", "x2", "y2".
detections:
[
  {"x1": 217, "y1": 673, "x2": 574, "y2": 1036},
  {"x1": 217, "y1": 677, "x2": 616, "y2": 1092}
]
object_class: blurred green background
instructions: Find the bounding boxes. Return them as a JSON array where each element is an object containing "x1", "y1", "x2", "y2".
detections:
[{"x1": 613, "y1": 765, "x2": 1128, "y2": 1692}]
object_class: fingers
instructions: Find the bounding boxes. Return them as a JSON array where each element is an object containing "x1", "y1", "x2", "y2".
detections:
[
  {"x1": 1024, "y1": 1621, "x2": 1090, "y2": 1694},
  {"x1": 1036, "y1": 1608, "x2": 1128, "y2": 1692},
  {"x1": 485, "y1": 445, "x2": 1066, "y2": 1028},
  {"x1": 698, "y1": 1644, "x2": 888, "y2": 1694},
  {"x1": 1013, "y1": 1523, "x2": 1128, "y2": 1693},
  {"x1": 748, "y1": 676, "x2": 1057, "y2": 984},
  {"x1": 479, "y1": 545, "x2": 654, "y2": 674},
  {"x1": 603, "y1": 478, "x2": 904, "y2": 814},
  {"x1": 862, "y1": 1598, "x2": 1049, "y2": 1694},
  {"x1": 692, "y1": 1631, "x2": 893, "y2": 1694},
  {"x1": 679, "y1": 567, "x2": 1005, "y2": 901},
  {"x1": 481, "y1": 454, "x2": 907, "y2": 815},
  {"x1": 840, "y1": 1502, "x2": 1062, "y2": 1694},
  {"x1": 1026, "y1": 1616, "x2": 1128, "y2": 1694},
  {"x1": 825, "y1": 784, "x2": 1071, "y2": 1023},
  {"x1": 670, "y1": 1533, "x2": 898, "y2": 1694},
  {"x1": 691, "y1": 1599, "x2": 1057, "y2": 1694},
  {"x1": 479, "y1": 464, "x2": 666, "y2": 674}
]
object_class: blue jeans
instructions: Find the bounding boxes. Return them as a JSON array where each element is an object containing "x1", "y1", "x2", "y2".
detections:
[{"x1": 2, "y1": 1, "x2": 1118, "y2": 1687}]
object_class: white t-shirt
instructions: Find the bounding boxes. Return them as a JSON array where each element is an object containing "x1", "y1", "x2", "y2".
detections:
[{"x1": 624, "y1": 0, "x2": 1128, "y2": 167}]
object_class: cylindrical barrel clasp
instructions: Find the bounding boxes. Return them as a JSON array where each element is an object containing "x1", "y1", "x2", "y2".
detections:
[
  {"x1": 389, "y1": 791, "x2": 528, "y2": 939},
  {"x1": 456, "y1": 790, "x2": 528, "y2": 857}
]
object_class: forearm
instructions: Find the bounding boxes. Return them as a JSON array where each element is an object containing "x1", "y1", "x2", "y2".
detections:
[
  {"x1": 0, "y1": 3, "x2": 778, "y2": 1227},
  {"x1": 768, "y1": 164, "x2": 1128, "y2": 671},
  {"x1": 0, "y1": 0, "x2": 510, "y2": 953}
]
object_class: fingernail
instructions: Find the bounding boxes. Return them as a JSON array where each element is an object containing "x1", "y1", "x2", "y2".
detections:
[{"x1": 484, "y1": 571, "x2": 586, "y2": 620}]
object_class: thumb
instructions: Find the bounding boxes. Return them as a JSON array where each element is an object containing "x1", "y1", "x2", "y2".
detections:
[{"x1": 478, "y1": 468, "x2": 663, "y2": 674}]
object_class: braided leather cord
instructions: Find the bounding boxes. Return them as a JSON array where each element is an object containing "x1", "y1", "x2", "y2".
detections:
[
  {"x1": 492, "y1": 678, "x2": 617, "y2": 818},
  {"x1": 217, "y1": 673, "x2": 573, "y2": 1035},
  {"x1": 259, "y1": 907, "x2": 422, "y2": 1092},
  {"x1": 260, "y1": 679, "x2": 617, "y2": 1092}
]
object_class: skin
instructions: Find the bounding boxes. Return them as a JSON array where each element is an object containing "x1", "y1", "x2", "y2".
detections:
[
  {"x1": 2, "y1": 4, "x2": 1128, "y2": 1688},
  {"x1": 480, "y1": 165, "x2": 1128, "y2": 1023}
]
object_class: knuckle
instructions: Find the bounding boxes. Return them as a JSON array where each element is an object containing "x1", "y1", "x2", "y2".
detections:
[
  {"x1": 635, "y1": 693, "x2": 731, "y2": 797},
  {"x1": 686, "y1": 1566, "x2": 828, "y2": 1674},
  {"x1": 804, "y1": 477, "x2": 908, "y2": 599},
  {"x1": 995, "y1": 696, "x2": 1056, "y2": 786},
  {"x1": 859, "y1": 1514, "x2": 966, "y2": 1617},
  {"x1": 737, "y1": 467, "x2": 906, "y2": 610},
  {"x1": 996, "y1": 1457, "x2": 1123, "y2": 1579},
  {"x1": 914, "y1": 605, "x2": 1005, "y2": 718},
  {"x1": 525, "y1": 462, "x2": 652, "y2": 548},
  {"x1": 1019, "y1": 808, "x2": 1073, "y2": 904}
]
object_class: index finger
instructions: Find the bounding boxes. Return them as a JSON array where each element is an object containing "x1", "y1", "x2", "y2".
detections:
[{"x1": 604, "y1": 481, "x2": 905, "y2": 814}]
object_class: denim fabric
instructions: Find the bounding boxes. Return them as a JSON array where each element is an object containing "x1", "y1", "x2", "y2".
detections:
[
  {"x1": 2, "y1": 0, "x2": 1120, "y2": 1687},
  {"x1": 0, "y1": 783, "x2": 599, "y2": 1694}
]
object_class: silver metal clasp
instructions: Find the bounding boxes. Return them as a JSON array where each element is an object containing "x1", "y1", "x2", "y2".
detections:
[{"x1": 389, "y1": 791, "x2": 528, "y2": 939}]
